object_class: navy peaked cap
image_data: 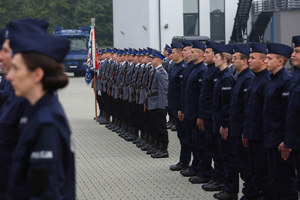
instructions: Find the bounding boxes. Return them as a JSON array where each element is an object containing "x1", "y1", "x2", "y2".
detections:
[
  {"x1": 168, "y1": 49, "x2": 172, "y2": 54},
  {"x1": 182, "y1": 40, "x2": 193, "y2": 47},
  {"x1": 150, "y1": 49, "x2": 165, "y2": 60},
  {"x1": 192, "y1": 41, "x2": 205, "y2": 51},
  {"x1": 267, "y1": 43, "x2": 293, "y2": 59},
  {"x1": 171, "y1": 43, "x2": 183, "y2": 49},
  {"x1": 10, "y1": 32, "x2": 70, "y2": 63},
  {"x1": 250, "y1": 43, "x2": 267, "y2": 54},
  {"x1": 212, "y1": 43, "x2": 233, "y2": 54},
  {"x1": 233, "y1": 44, "x2": 250, "y2": 56},
  {"x1": 205, "y1": 41, "x2": 218, "y2": 50},
  {"x1": 6, "y1": 18, "x2": 49, "y2": 39},
  {"x1": 292, "y1": 36, "x2": 300, "y2": 48}
]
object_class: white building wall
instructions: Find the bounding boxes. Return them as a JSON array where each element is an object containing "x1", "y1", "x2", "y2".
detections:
[
  {"x1": 113, "y1": 0, "x2": 150, "y2": 48},
  {"x1": 225, "y1": 0, "x2": 238, "y2": 43},
  {"x1": 160, "y1": 0, "x2": 183, "y2": 50}
]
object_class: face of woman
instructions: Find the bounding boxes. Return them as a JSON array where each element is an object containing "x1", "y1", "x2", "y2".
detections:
[
  {"x1": 6, "y1": 53, "x2": 37, "y2": 97},
  {"x1": 213, "y1": 53, "x2": 223, "y2": 67}
]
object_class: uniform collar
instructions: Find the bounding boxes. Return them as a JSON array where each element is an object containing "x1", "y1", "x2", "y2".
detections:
[
  {"x1": 155, "y1": 65, "x2": 163, "y2": 70},
  {"x1": 238, "y1": 67, "x2": 250, "y2": 78},
  {"x1": 270, "y1": 67, "x2": 285, "y2": 79}
]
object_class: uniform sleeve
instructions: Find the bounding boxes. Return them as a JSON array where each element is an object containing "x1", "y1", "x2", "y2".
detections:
[
  {"x1": 220, "y1": 77, "x2": 235, "y2": 128},
  {"x1": 157, "y1": 71, "x2": 168, "y2": 109},
  {"x1": 242, "y1": 77, "x2": 254, "y2": 132},
  {"x1": 27, "y1": 124, "x2": 63, "y2": 199},
  {"x1": 178, "y1": 67, "x2": 186, "y2": 111}
]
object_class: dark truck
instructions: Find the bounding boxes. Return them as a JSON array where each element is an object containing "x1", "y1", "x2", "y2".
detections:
[{"x1": 53, "y1": 26, "x2": 89, "y2": 76}]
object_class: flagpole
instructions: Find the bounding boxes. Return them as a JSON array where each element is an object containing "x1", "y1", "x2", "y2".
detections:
[{"x1": 91, "y1": 18, "x2": 97, "y2": 121}]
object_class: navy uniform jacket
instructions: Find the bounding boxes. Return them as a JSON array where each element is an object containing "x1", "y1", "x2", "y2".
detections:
[
  {"x1": 0, "y1": 75, "x2": 13, "y2": 108},
  {"x1": 167, "y1": 60, "x2": 186, "y2": 111},
  {"x1": 0, "y1": 89, "x2": 29, "y2": 199},
  {"x1": 184, "y1": 61, "x2": 207, "y2": 120},
  {"x1": 198, "y1": 63, "x2": 219, "y2": 120},
  {"x1": 230, "y1": 68, "x2": 254, "y2": 137},
  {"x1": 263, "y1": 68, "x2": 292, "y2": 148},
  {"x1": 180, "y1": 61, "x2": 194, "y2": 112},
  {"x1": 7, "y1": 93, "x2": 75, "y2": 200},
  {"x1": 212, "y1": 67, "x2": 236, "y2": 132},
  {"x1": 147, "y1": 65, "x2": 168, "y2": 110},
  {"x1": 243, "y1": 69, "x2": 270, "y2": 141},
  {"x1": 285, "y1": 68, "x2": 300, "y2": 150}
]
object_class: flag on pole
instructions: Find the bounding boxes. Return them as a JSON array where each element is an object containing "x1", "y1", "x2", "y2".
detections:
[{"x1": 85, "y1": 25, "x2": 99, "y2": 84}]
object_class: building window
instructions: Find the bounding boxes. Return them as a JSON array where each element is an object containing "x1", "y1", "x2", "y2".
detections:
[
  {"x1": 210, "y1": 0, "x2": 225, "y2": 41},
  {"x1": 183, "y1": 0, "x2": 199, "y2": 36}
]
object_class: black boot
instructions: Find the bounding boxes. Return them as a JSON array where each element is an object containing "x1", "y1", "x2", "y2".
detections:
[
  {"x1": 146, "y1": 140, "x2": 158, "y2": 155},
  {"x1": 151, "y1": 142, "x2": 169, "y2": 158}
]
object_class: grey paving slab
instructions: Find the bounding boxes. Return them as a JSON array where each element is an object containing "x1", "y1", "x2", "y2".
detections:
[{"x1": 58, "y1": 77, "x2": 242, "y2": 200}]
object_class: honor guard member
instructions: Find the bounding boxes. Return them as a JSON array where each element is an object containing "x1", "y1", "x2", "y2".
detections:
[
  {"x1": 183, "y1": 41, "x2": 212, "y2": 184},
  {"x1": 285, "y1": 36, "x2": 300, "y2": 193},
  {"x1": 105, "y1": 48, "x2": 118, "y2": 130},
  {"x1": 162, "y1": 44, "x2": 174, "y2": 130},
  {"x1": 95, "y1": 49, "x2": 104, "y2": 122},
  {"x1": 230, "y1": 44, "x2": 256, "y2": 200},
  {"x1": 133, "y1": 49, "x2": 149, "y2": 146},
  {"x1": 198, "y1": 41, "x2": 223, "y2": 190},
  {"x1": 96, "y1": 49, "x2": 107, "y2": 123},
  {"x1": 263, "y1": 43, "x2": 297, "y2": 200},
  {"x1": 0, "y1": 19, "x2": 49, "y2": 199},
  {"x1": 144, "y1": 49, "x2": 168, "y2": 158},
  {"x1": 119, "y1": 49, "x2": 136, "y2": 139},
  {"x1": 243, "y1": 43, "x2": 271, "y2": 199},
  {"x1": 111, "y1": 50, "x2": 123, "y2": 133},
  {"x1": 114, "y1": 49, "x2": 128, "y2": 134},
  {"x1": 100, "y1": 48, "x2": 113, "y2": 125},
  {"x1": 210, "y1": 43, "x2": 237, "y2": 200},
  {"x1": 125, "y1": 49, "x2": 141, "y2": 141},
  {"x1": 167, "y1": 43, "x2": 189, "y2": 169},
  {"x1": 170, "y1": 40, "x2": 193, "y2": 171},
  {"x1": 137, "y1": 48, "x2": 153, "y2": 149},
  {"x1": 6, "y1": 20, "x2": 75, "y2": 200}
]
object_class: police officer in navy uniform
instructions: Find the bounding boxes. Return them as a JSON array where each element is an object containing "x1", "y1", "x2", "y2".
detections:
[
  {"x1": 230, "y1": 44, "x2": 256, "y2": 200},
  {"x1": 5, "y1": 19, "x2": 75, "y2": 200},
  {"x1": 167, "y1": 43, "x2": 189, "y2": 170},
  {"x1": 198, "y1": 41, "x2": 222, "y2": 190},
  {"x1": 0, "y1": 19, "x2": 49, "y2": 200},
  {"x1": 263, "y1": 43, "x2": 297, "y2": 200},
  {"x1": 243, "y1": 43, "x2": 271, "y2": 199},
  {"x1": 183, "y1": 41, "x2": 212, "y2": 184},
  {"x1": 145, "y1": 49, "x2": 169, "y2": 158},
  {"x1": 285, "y1": 35, "x2": 300, "y2": 194},
  {"x1": 170, "y1": 40, "x2": 193, "y2": 171},
  {"x1": 209, "y1": 43, "x2": 237, "y2": 200}
]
